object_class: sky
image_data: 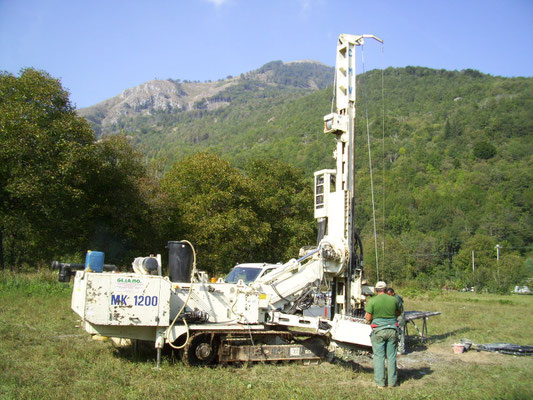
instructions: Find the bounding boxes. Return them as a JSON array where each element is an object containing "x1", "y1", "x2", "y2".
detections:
[{"x1": 1, "y1": 0, "x2": 532, "y2": 109}]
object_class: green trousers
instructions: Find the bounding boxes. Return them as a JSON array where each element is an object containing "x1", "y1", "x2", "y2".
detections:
[{"x1": 371, "y1": 328, "x2": 398, "y2": 387}]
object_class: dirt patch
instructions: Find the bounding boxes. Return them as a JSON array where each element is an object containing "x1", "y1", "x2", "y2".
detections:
[
  {"x1": 348, "y1": 342, "x2": 511, "y2": 372},
  {"x1": 426, "y1": 343, "x2": 511, "y2": 365}
]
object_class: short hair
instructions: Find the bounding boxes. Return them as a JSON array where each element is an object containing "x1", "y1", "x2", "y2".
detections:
[{"x1": 387, "y1": 288, "x2": 395, "y2": 294}]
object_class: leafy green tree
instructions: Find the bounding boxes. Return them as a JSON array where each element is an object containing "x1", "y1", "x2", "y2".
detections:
[
  {"x1": 380, "y1": 235, "x2": 408, "y2": 283},
  {"x1": 244, "y1": 158, "x2": 316, "y2": 262},
  {"x1": 84, "y1": 135, "x2": 163, "y2": 264},
  {"x1": 0, "y1": 69, "x2": 160, "y2": 270},
  {"x1": 473, "y1": 141, "x2": 497, "y2": 159},
  {"x1": 161, "y1": 152, "x2": 270, "y2": 274},
  {"x1": 386, "y1": 205, "x2": 411, "y2": 235},
  {"x1": 444, "y1": 118, "x2": 463, "y2": 139},
  {"x1": 492, "y1": 253, "x2": 527, "y2": 293},
  {"x1": 0, "y1": 68, "x2": 96, "y2": 269},
  {"x1": 454, "y1": 234, "x2": 496, "y2": 290}
]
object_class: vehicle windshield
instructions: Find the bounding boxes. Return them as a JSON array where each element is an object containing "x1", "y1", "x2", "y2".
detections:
[{"x1": 225, "y1": 266, "x2": 262, "y2": 284}]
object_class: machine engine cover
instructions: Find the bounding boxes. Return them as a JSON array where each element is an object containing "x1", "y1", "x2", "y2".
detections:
[{"x1": 72, "y1": 272, "x2": 171, "y2": 326}]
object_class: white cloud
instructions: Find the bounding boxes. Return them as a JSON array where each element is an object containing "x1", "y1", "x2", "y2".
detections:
[
  {"x1": 299, "y1": 0, "x2": 312, "y2": 10},
  {"x1": 298, "y1": 0, "x2": 324, "y2": 11},
  {"x1": 205, "y1": 0, "x2": 229, "y2": 6}
]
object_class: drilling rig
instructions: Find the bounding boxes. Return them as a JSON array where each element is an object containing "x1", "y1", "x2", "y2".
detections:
[{"x1": 65, "y1": 34, "x2": 383, "y2": 366}]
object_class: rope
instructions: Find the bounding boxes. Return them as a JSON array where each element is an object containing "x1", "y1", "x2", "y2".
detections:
[
  {"x1": 380, "y1": 44, "x2": 387, "y2": 273},
  {"x1": 360, "y1": 44, "x2": 380, "y2": 281}
]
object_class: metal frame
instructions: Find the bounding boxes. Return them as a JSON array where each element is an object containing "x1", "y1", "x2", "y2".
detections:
[{"x1": 404, "y1": 311, "x2": 441, "y2": 342}]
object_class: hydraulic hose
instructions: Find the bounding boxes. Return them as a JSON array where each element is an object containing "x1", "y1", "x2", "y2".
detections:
[{"x1": 166, "y1": 240, "x2": 197, "y2": 350}]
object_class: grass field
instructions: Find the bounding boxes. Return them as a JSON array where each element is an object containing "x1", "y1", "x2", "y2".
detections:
[{"x1": 1, "y1": 271, "x2": 532, "y2": 400}]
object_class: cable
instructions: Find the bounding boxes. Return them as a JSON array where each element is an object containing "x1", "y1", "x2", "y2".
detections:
[
  {"x1": 166, "y1": 240, "x2": 197, "y2": 350},
  {"x1": 270, "y1": 282, "x2": 292, "y2": 303},
  {"x1": 360, "y1": 44, "x2": 380, "y2": 281},
  {"x1": 380, "y1": 44, "x2": 387, "y2": 271}
]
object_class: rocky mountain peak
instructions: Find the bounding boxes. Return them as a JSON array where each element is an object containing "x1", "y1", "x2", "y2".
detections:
[{"x1": 78, "y1": 60, "x2": 334, "y2": 136}]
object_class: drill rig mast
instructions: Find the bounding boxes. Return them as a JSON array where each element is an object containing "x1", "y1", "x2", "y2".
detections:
[{"x1": 317, "y1": 34, "x2": 383, "y2": 318}]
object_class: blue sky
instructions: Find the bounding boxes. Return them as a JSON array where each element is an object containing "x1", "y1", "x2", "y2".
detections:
[{"x1": 1, "y1": 0, "x2": 532, "y2": 108}]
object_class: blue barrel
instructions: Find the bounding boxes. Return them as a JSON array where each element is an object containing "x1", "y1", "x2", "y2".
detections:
[{"x1": 85, "y1": 251, "x2": 105, "y2": 272}]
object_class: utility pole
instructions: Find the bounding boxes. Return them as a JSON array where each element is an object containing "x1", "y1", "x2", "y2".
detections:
[
  {"x1": 472, "y1": 250, "x2": 475, "y2": 286},
  {"x1": 495, "y1": 244, "x2": 501, "y2": 287}
]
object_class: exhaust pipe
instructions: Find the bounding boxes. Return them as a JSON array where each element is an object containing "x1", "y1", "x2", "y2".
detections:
[{"x1": 51, "y1": 261, "x2": 118, "y2": 282}]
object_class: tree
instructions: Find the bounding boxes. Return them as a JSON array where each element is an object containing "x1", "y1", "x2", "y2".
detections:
[
  {"x1": 160, "y1": 153, "x2": 270, "y2": 274},
  {"x1": 386, "y1": 205, "x2": 411, "y2": 235},
  {"x1": 84, "y1": 135, "x2": 163, "y2": 264},
  {"x1": 454, "y1": 234, "x2": 496, "y2": 290},
  {"x1": 244, "y1": 158, "x2": 316, "y2": 262},
  {"x1": 0, "y1": 69, "x2": 159, "y2": 270},
  {"x1": 0, "y1": 68, "x2": 96, "y2": 269},
  {"x1": 473, "y1": 141, "x2": 497, "y2": 159}
]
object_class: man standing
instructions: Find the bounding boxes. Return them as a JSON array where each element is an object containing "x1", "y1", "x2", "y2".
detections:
[
  {"x1": 365, "y1": 281, "x2": 401, "y2": 388},
  {"x1": 387, "y1": 287, "x2": 406, "y2": 355}
]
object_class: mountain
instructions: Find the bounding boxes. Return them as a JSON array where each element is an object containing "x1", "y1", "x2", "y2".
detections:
[
  {"x1": 78, "y1": 63, "x2": 532, "y2": 180},
  {"x1": 78, "y1": 60, "x2": 334, "y2": 137}
]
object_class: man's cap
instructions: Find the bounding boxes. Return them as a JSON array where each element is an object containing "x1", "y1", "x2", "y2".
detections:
[{"x1": 375, "y1": 281, "x2": 387, "y2": 289}]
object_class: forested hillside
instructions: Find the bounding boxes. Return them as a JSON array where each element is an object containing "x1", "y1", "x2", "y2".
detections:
[
  {"x1": 355, "y1": 67, "x2": 532, "y2": 290},
  {"x1": 82, "y1": 63, "x2": 532, "y2": 291},
  {"x1": 2, "y1": 64, "x2": 531, "y2": 293}
]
